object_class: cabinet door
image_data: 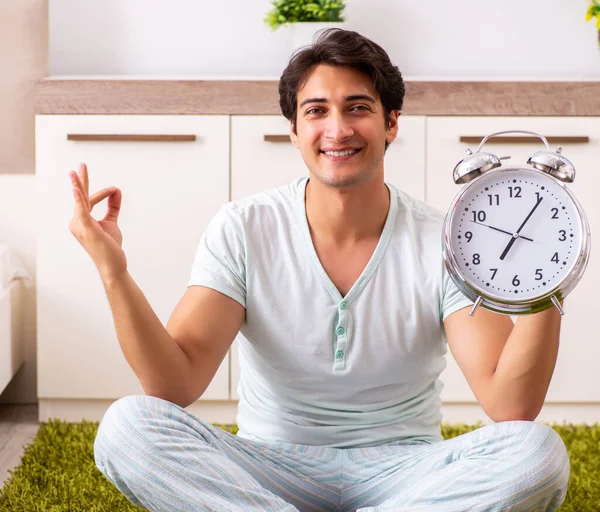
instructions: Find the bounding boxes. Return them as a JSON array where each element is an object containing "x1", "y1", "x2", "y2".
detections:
[
  {"x1": 229, "y1": 115, "x2": 426, "y2": 399},
  {"x1": 231, "y1": 115, "x2": 425, "y2": 201},
  {"x1": 36, "y1": 115, "x2": 230, "y2": 400},
  {"x1": 428, "y1": 117, "x2": 600, "y2": 403}
]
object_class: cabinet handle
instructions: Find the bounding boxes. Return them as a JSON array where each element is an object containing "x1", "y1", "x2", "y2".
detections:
[
  {"x1": 264, "y1": 135, "x2": 291, "y2": 142},
  {"x1": 459, "y1": 136, "x2": 589, "y2": 144},
  {"x1": 67, "y1": 134, "x2": 197, "y2": 142}
]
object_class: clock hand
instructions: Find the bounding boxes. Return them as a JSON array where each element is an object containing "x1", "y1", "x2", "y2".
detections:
[
  {"x1": 469, "y1": 220, "x2": 534, "y2": 242},
  {"x1": 499, "y1": 196, "x2": 543, "y2": 261}
]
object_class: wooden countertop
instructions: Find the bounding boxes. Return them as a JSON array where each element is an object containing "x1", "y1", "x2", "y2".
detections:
[{"x1": 34, "y1": 79, "x2": 600, "y2": 116}]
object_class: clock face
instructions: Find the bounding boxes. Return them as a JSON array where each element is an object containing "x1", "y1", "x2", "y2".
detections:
[{"x1": 448, "y1": 167, "x2": 584, "y2": 302}]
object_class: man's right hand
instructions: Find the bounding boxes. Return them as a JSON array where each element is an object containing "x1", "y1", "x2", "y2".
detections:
[{"x1": 68, "y1": 162, "x2": 128, "y2": 283}]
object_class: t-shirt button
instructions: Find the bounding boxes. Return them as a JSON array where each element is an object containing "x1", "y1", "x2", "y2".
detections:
[
  {"x1": 340, "y1": 301, "x2": 348, "y2": 310},
  {"x1": 336, "y1": 326, "x2": 345, "y2": 335},
  {"x1": 335, "y1": 350, "x2": 344, "y2": 359}
]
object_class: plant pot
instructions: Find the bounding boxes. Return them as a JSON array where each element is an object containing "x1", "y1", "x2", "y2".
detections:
[{"x1": 289, "y1": 22, "x2": 346, "y2": 53}]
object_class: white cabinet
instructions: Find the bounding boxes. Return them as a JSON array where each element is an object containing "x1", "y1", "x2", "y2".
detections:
[
  {"x1": 231, "y1": 115, "x2": 426, "y2": 201},
  {"x1": 36, "y1": 115, "x2": 230, "y2": 401},
  {"x1": 429, "y1": 117, "x2": 600, "y2": 403},
  {"x1": 35, "y1": 112, "x2": 599, "y2": 414}
]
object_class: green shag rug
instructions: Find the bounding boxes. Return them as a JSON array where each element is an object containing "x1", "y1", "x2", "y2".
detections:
[{"x1": 1, "y1": 421, "x2": 598, "y2": 511}]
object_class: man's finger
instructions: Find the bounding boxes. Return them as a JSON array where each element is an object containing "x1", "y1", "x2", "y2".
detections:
[
  {"x1": 69, "y1": 171, "x2": 89, "y2": 210},
  {"x1": 90, "y1": 187, "x2": 117, "y2": 208},
  {"x1": 103, "y1": 188, "x2": 122, "y2": 222},
  {"x1": 70, "y1": 187, "x2": 93, "y2": 231},
  {"x1": 79, "y1": 163, "x2": 89, "y2": 196}
]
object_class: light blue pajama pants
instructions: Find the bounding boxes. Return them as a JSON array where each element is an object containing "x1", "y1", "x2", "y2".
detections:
[{"x1": 94, "y1": 395, "x2": 569, "y2": 512}]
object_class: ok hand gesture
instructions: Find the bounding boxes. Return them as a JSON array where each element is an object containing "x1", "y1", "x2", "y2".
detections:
[{"x1": 68, "y1": 163, "x2": 128, "y2": 283}]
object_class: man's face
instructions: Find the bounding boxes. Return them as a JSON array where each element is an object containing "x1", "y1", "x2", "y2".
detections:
[{"x1": 290, "y1": 64, "x2": 399, "y2": 189}]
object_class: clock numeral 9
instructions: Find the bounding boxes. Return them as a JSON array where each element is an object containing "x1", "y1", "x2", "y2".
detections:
[
  {"x1": 472, "y1": 253, "x2": 481, "y2": 265},
  {"x1": 471, "y1": 211, "x2": 486, "y2": 222},
  {"x1": 512, "y1": 275, "x2": 520, "y2": 287},
  {"x1": 558, "y1": 230, "x2": 567, "y2": 241},
  {"x1": 465, "y1": 231, "x2": 473, "y2": 242},
  {"x1": 535, "y1": 269, "x2": 543, "y2": 280}
]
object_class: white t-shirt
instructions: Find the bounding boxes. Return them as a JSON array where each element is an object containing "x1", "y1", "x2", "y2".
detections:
[{"x1": 188, "y1": 177, "x2": 473, "y2": 448}]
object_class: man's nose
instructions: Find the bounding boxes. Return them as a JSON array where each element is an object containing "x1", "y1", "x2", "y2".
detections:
[{"x1": 324, "y1": 112, "x2": 354, "y2": 141}]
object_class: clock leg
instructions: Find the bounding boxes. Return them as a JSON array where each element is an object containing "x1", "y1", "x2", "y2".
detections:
[
  {"x1": 469, "y1": 296, "x2": 483, "y2": 316},
  {"x1": 550, "y1": 296, "x2": 565, "y2": 315}
]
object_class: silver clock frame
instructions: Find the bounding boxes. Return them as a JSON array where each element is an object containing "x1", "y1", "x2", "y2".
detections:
[{"x1": 442, "y1": 165, "x2": 591, "y2": 316}]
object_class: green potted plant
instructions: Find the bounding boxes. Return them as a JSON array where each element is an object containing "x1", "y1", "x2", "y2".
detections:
[
  {"x1": 264, "y1": 0, "x2": 347, "y2": 51},
  {"x1": 586, "y1": 0, "x2": 600, "y2": 48}
]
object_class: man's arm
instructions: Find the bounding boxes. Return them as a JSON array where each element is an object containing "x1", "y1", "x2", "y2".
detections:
[
  {"x1": 69, "y1": 162, "x2": 244, "y2": 409},
  {"x1": 443, "y1": 305, "x2": 562, "y2": 422},
  {"x1": 104, "y1": 274, "x2": 244, "y2": 409}
]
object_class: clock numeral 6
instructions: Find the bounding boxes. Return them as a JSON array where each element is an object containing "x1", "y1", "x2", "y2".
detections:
[
  {"x1": 535, "y1": 269, "x2": 543, "y2": 280},
  {"x1": 512, "y1": 275, "x2": 520, "y2": 287}
]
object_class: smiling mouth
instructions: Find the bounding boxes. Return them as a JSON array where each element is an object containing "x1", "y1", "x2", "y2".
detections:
[{"x1": 320, "y1": 148, "x2": 362, "y2": 158}]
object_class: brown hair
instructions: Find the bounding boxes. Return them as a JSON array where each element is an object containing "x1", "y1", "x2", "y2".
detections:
[{"x1": 279, "y1": 28, "x2": 405, "y2": 149}]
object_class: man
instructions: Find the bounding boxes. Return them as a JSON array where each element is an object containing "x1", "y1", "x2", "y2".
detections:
[{"x1": 70, "y1": 29, "x2": 569, "y2": 511}]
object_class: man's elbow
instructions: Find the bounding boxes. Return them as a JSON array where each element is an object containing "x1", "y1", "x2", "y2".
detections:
[{"x1": 486, "y1": 405, "x2": 540, "y2": 423}]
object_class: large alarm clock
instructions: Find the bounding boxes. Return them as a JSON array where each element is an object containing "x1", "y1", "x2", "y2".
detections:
[{"x1": 442, "y1": 130, "x2": 591, "y2": 316}]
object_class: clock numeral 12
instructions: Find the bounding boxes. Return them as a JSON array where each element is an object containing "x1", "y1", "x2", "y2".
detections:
[{"x1": 509, "y1": 186, "x2": 522, "y2": 198}]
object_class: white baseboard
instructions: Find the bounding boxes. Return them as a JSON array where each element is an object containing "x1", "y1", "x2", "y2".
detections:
[
  {"x1": 441, "y1": 403, "x2": 600, "y2": 425},
  {"x1": 39, "y1": 399, "x2": 600, "y2": 426},
  {"x1": 38, "y1": 398, "x2": 239, "y2": 423}
]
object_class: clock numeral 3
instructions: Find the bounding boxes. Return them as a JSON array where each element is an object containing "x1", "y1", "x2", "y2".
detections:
[{"x1": 558, "y1": 230, "x2": 567, "y2": 241}]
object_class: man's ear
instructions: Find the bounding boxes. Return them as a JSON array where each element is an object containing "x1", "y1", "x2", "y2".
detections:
[
  {"x1": 289, "y1": 120, "x2": 300, "y2": 148},
  {"x1": 385, "y1": 110, "x2": 400, "y2": 145}
]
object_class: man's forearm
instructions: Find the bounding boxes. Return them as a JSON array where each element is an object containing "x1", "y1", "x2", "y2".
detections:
[
  {"x1": 103, "y1": 272, "x2": 193, "y2": 406},
  {"x1": 489, "y1": 305, "x2": 562, "y2": 420}
]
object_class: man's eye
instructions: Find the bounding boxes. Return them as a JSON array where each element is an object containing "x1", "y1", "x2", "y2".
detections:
[
  {"x1": 351, "y1": 105, "x2": 369, "y2": 111},
  {"x1": 306, "y1": 108, "x2": 323, "y2": 115}
]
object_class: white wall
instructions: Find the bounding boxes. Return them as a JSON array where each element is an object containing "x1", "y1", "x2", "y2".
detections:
[
  {"x1": 0, "y1": 176, "x2": 37, "y2": 404},
  {"x1": 48, "y1": 0, "x2": 600, "y2": 79}
]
